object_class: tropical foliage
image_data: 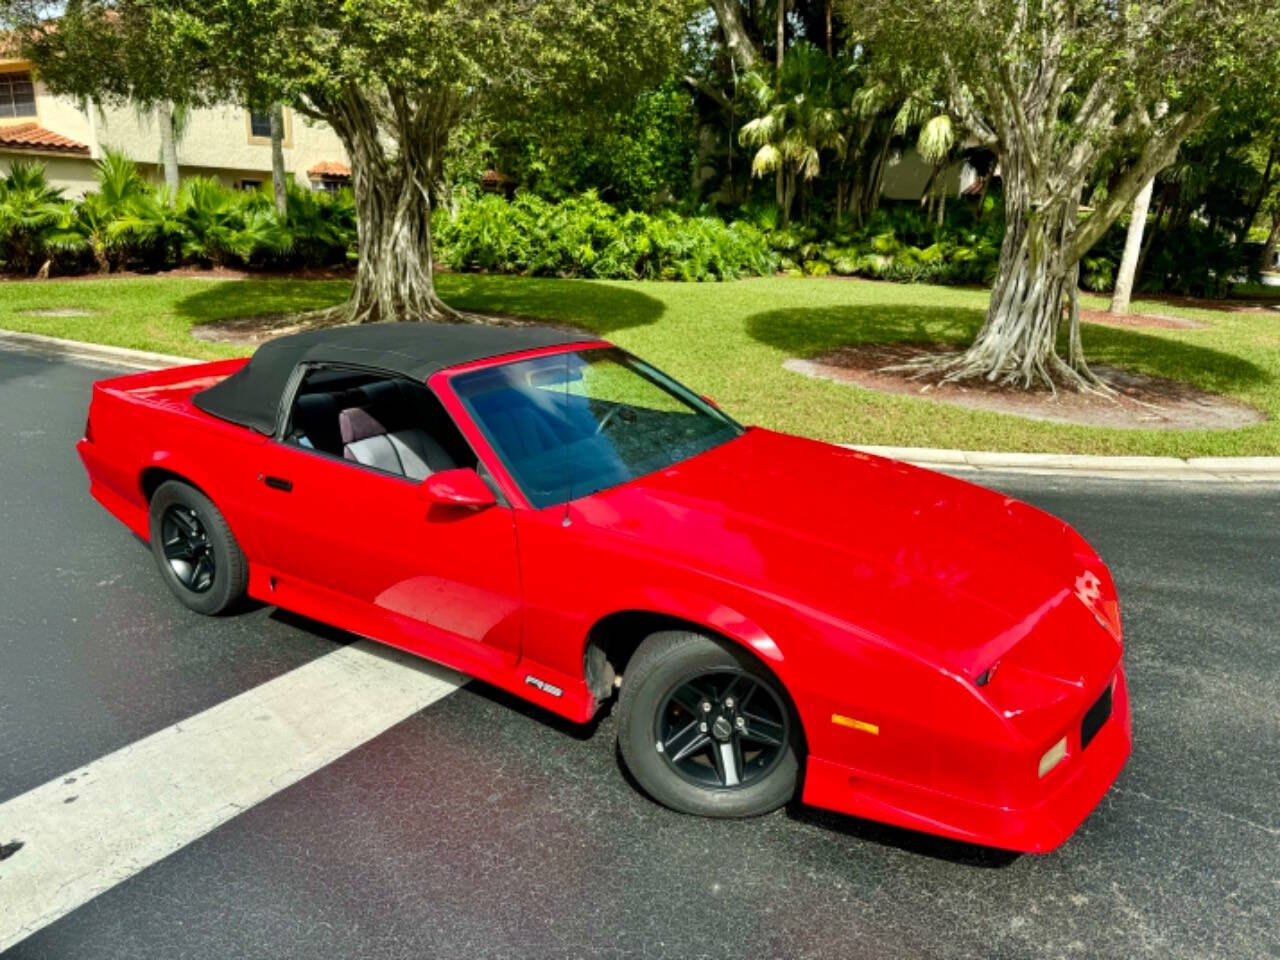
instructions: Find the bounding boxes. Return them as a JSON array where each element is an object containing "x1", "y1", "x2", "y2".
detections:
[
  {"x1": 437, "y1": 192, "x2": 773, "y2": 281},
  {"x1": 0, "y1": 154, "x2": 354, "y2": 275}
]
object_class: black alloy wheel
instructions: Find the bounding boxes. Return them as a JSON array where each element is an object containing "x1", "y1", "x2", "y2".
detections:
[
  {"x1": 160, "y1": 505, "x2": 216, "y2": 593},
  {"x1": 617, "y1": 630, "x2": 801, "y2": 818},
  {"x1": 656, "y1": 669, "x2": 789, "y2": 790},
  {"x1": 148, "y1": 480, "x2": 247, "y2": 616}
]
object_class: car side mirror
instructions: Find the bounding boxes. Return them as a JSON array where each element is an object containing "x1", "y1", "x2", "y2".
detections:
[{"x1": 419, "y1": 468, "x2": 497, "y2": 509}]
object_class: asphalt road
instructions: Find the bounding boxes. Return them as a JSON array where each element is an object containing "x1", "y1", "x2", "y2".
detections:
[{"x1": 1, "y1": 345, "x2": 1277, "y2": 960}]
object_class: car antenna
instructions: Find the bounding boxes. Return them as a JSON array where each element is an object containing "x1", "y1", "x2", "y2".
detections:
[{"x1": 561, "y1": 349, "x2": 573, "y2": 528}]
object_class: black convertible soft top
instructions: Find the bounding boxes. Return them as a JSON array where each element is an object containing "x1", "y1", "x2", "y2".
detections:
[{"x1": 192, "y1": 322, "x2": 598, "y2": 435}]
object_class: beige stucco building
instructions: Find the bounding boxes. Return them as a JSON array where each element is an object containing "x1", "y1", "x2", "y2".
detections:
[{"x1": 1, "y1": 57, "x2": 350, "y2": 196}]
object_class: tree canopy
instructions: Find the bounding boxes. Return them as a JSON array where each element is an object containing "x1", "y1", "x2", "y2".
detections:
[
  {"x1": 4, "y1": 0, "x2": 693, "y2": 322},
  {"x1": 837, "y1": 0, "x2": 1280, "y2": 389}
]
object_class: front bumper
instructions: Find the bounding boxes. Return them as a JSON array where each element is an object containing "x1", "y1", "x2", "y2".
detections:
[{"x1": 801, "y1": 667, "x2": 1132, "y2": 853}]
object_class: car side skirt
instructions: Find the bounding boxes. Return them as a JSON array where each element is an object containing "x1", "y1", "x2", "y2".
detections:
[{"x1": 245, "y1": 564, "x2": 598, "y2": 725}]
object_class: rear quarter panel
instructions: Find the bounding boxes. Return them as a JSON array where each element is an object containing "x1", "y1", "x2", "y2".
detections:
[{"x1": 80, "y1": 359, "x2": 269, "y2": 558}]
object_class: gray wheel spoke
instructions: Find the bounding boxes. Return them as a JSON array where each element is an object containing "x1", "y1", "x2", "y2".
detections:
[
  {"x1": 657, "y1": 668, "x2": 789, "y2": 791},
  {"x1": 669, "y1": 730, "x2": 711, "y2": 764},
  {"x1": 718, "y1": 741, "x2": 741, "y2": 786}
]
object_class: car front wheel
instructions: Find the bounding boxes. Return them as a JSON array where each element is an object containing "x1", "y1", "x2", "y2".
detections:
[
  {"x1": 617, "y1": 630, "x2": 800, "y2": 818},
  {"x1": 148, "y1": 480, "x2": 247, "y2": 616}
]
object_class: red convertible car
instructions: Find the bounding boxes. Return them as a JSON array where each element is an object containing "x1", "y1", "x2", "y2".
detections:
[{"x1": 78, "y1": 323, "x2": 1130, "y2": 852}]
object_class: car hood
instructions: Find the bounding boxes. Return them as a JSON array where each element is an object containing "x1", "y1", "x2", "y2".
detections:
[{"x1": 575, "y1": 428, "x2": 1115, "y2": 678}]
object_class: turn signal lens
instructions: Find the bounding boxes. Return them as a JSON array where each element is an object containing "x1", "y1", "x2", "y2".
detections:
[{"x1": 1038, "y1": 737, "x2": 1068, "y2": 778}]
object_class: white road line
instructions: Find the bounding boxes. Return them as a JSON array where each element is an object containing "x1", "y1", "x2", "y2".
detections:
[{"x1": 0, "y1": 640, "x2": 465, "y2": 953}]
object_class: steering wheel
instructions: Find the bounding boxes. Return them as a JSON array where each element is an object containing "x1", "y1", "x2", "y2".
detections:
[{"x1": 595, "y1": 402, "x2": 638, "y2": 435}]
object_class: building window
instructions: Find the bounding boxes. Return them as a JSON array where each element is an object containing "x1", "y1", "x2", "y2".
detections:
[
  {"x1": 0, "y1": 71, "x2": 37, "y2": 119},
  {"x1": 310, "y1": 179, "x2": 343, "y2": 194},
  {"x1": 248, "y1": 111, "x2": 272, "y2": 139},
  {"x1": 246, "y1": 108, "x2": 291, "y2": 147},
  {"x1": 237, "y1": 179, "x2": 263, "y2": 192}
]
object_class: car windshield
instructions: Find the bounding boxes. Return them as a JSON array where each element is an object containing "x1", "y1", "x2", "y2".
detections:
[{"x1": 451, "y1": 348, "x2": 743, "y2": 508}]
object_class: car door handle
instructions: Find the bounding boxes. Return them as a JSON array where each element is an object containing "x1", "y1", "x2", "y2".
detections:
[{"x1": 260, "y1": 474, "x2": 293, "y2": 492}]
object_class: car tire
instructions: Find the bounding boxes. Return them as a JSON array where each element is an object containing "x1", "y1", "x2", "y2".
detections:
[
  {"x1": 148, "y1": 480, "x2": 248, "y2": 616},
  {"x1": 617, "y1": 630, "x2": 800, "y2": 818}
]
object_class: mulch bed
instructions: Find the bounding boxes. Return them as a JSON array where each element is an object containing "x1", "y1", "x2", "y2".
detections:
[{"x1": 786, "y1": 343, "x2": 1264, "y2": 431}]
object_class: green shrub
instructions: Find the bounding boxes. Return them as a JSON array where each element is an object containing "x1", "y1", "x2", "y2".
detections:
[
  {"x1": 435, "y1": 191, "x2": 776, "y2": 281},
  {"x1": 0, "y1": 160, "x2": 69, "y2": 274},
  {"x1": 0, "y1": 158, "x2": 363, "y2": 275},
  {"x1": 755, "y1": 202, "x2": 1005, "y2": 287}
]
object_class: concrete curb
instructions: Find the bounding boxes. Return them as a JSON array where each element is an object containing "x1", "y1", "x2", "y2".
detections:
[
  {"x1": 5, "y1": 329, "x2": 1278, "y2": 483},
  {"x1": 849, "y1": 445, "x2": 1280, "y2": 483},
  {"x1": 0, "y1": 330, "x2": 194, "y2": 370}
]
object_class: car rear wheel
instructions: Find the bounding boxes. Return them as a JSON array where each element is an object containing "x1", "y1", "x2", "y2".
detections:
[
  {"x1": 148, "y1": 480, "x2": 247, "y2": 616},
  {"x1": 617, "y1": 630, "x2": 800, "y2": 818}
]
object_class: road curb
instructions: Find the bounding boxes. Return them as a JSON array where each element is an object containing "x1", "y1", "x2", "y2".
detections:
[
  {"x1": 5, "y1": 329, "x2": 1278, "y2": 483},
  {"x1": 849, "y1": 445, "x2": 1280, "y2": 483},
  {"x1": 0, "y1": 330, "x2": 195, "y2": 370}
]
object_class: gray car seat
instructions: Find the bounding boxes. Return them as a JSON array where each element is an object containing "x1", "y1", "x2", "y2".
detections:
[{"x1": 338, "y1": 397, "x2": 456, "y2": 480}]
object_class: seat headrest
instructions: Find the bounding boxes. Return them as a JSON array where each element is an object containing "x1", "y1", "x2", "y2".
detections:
[{"x1": 339, "y1": 405, "x2": 388, "y2": 445}]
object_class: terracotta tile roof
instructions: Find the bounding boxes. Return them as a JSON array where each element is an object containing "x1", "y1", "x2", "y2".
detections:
[
  {"x1": 480, "y1": 168, "x2": 510, "y2": 185},
  {"x1": 0, "y1": 122, "x2": 89, "y2": 155},
  {"x1": 307, "y1": 161, "x2": 350, "y2": 179}
]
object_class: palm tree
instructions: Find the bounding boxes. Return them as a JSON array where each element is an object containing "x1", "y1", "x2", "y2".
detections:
[
  {"x1": 74, "y1": 150, "x2": 147, "y2": 272},
  {"x1": 175, "y1": 176, "x2": 244, "y2": 266},
  {"x1": 109, "y1": 184, "x2": 188, "y2": 270},
  {"x1": 0, "y1": 161, "x2": 69, "y2": 275},
  {"x1": 739, "y1": 42, "x2": 845, "y2": 226},
  {"x1": 915, "y1": 113, "x2": 958, "y2": 227}
]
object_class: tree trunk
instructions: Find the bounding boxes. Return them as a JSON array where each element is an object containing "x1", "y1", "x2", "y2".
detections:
[
  {"x1": 1242, "y1": 142, "x2": 1276, "y2": 241},
  {"x1": 322, "y1": 87, "x2": 461, "y2": 324},
  {"x1": 824, "y1": 0, "x2": 833, "y2": 56},
  {"x1": 778, "y1": 169, "x2": 796, "y2": 227},
  {"x1": 908, "y1": 180, "x2": 1104, "y2": 392},
  {"x1": 868, "y1": 135, "x2": 891, "y2": 215},
  {"x1": 157, "y1": 101, "x2": 180, "y2": 193},
  {"x1": 776, "y1": 0, "x2": 786, "y2": 70},
  {"x1": 708, "y1": 0, "x2": 759, "y2": 73},
  {"x1": 269, "y1": 104, "x2": 288, "y2": 217},
  {"x1": 1135, "y1": 185, "x2": 1170, "y2": 280},
  {"x1": 1108, "y1": 173, "x2": 1156, "y2": 315},
  {"x1": 1262, "y1": 206, "x2": 1280, "y2": 273},
  {"x1": 961, "y1": 202, "x2": 1076, "y2": 387}
]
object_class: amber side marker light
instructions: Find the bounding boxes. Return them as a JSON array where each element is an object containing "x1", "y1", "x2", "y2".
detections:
[
  {"x1": 831, "y1": 714, "x2": 879, "y2": 735},
  {"x1": 1038, "y1": 736, "x2": 1068, "y2": 778}
]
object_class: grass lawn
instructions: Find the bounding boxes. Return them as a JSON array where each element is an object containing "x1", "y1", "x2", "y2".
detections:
[{"x1": 2, "y1": 272, "x2": 1278, "y2": 456}]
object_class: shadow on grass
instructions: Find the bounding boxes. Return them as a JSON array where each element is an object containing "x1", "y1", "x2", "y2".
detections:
[
  {"x1": 175, "y1": 278, "x2": 351, "y2": 328},
  {"x1": 748, "y1": 303, "x2": 1270, "y2": 392},
  {"x1": 438, "y1": 273, "x2": 665, "y2": 335},
  {"x1": 1070, "y1": 323, "x2": 1272, "y2": 394},
  {"x1": 747, "y1": 303, "x2": 985, "y2": 357},
  {"x1": 172, "y1": 273, "x2": 665, "y2": 338}
]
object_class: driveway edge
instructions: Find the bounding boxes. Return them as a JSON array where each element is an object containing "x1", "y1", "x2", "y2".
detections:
[
  {"x1": 849, "y1": 445, "x2": 1280, "y2": 483},
  {"x1": 5, "y1": 329, "x2": 1277, "y2": 482},
  {"x1": 0, "y1": 330, "x2": 195, "y2": 370}
]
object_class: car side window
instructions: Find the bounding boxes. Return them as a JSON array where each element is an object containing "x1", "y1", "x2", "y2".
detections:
[{"x1": 284, "y1": 367, "x2": 476, "y2": 482}]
